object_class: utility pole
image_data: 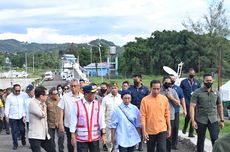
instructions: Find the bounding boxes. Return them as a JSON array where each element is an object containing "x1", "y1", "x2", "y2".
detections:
[
  {"x1": 25, "y1": 53, "x2": 28, "y2": 78},
  {"x1": 91, "y1": 47, "x2": 93, "y2": 64},
  {"x1": 98, "y1": 40, "x2": 103, "y2": 82},
  {"x1": 218, "y1": 47, "x2": 223, "y2": 91},
  {"x1": 33, "y1": 53, "x2": 35, "y2": 74}
]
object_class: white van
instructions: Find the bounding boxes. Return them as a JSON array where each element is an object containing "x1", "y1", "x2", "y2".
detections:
[{"x1": 44, "y1": 71, "x2": 54, "y2": 81}]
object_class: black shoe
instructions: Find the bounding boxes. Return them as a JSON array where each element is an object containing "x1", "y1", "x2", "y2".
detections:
[
  {"x1": 22, "y1": 140, "x2": 26, "y2": 146},
  {"x1": 172, "y1": 145, "x2": 178, "y2": 150},
  {"x1": 138, "y1": 148, "x2": 143, "y2": 151},
  {"x1": 6, "y1": 130, "x2": 10, "y2": 134},
  {"x1": 182, "y1": 129, "x2": 186, "y2": 134},
  {"x1": 138, "y1": 142, "x2": 143, "y2": 151},
  {"x1": 103, "y1": 144, "x2": 108, "y2": 151},
  {"x1": 188, "y1": 134, "x2": 195, "y2": 137},
  {"x1": 12, "y1": 145, "x2": 18, "y2": 150}
]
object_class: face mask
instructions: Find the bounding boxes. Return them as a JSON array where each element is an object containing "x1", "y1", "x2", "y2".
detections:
[
  {"x1": 133, "y1": 80, "x2": 139, "y2": 86},
  {"x1": 204, "y1": 82, "x2": 213, "y2": 89},
  {"x1": 58, "y1": 89, "x2": 62, "y2": 93},
  {"x1": 189, "y1": 75, "x2": 195, "y2": 79},
  {"x1": 163, "y1": 83, "x2": 170, "y2": 89},
  {"x1": 100, "y1": 89, "x2": 107, "y2": 94}
]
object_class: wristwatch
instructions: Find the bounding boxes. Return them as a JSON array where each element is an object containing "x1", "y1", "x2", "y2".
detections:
[{"x1": 220, "y1": 120, "x2": 224, "y2": 122}]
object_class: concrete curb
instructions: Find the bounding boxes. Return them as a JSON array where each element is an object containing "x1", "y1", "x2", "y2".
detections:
[{"x1": 178, "y1": 130, "x2": 212, "y2": 152}]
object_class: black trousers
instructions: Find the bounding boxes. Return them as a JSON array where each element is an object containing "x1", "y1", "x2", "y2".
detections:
[
  {"x1": 166, "y1": 120, "x2": 174, "y2": 152},
  {"x1": 49, "y1": 128, "x2": 65, "y2": 152},
  {"x1": 147, "y1": 131, "x2": 167, "y2": 152},
  {"x1": 26, "y1": 122, "x2": 29, "y2": 130},
  {"x1": 119, "y1": 145, "x2": 135, "y2": 152},
  {"x1": 172, "y1": 112, "x2": 179, "y2": 147},
  {"x1": 0, "y1": 119, "x2": 3, "y2": 131},
  {"x1": 29, "y1": 138, "x2": 56, "y2": 152},
  {"x1": 3, "y1": 116, "x2": 10, "y2": 132},
  {"x1": 183, "y1": 103, "x2": 194, "y2": 135},
  {"x1": 64, "y1": 127, "x2": 74, "y2": 152},
  {"x1": 77, "y1": 140, "x2": 100, "y2": 152},
  {"x1": 9, "y1": 118, "x2": 26, "y2": 147},
  {"x1": 196, "y1": 121, "x2": 219, "y2": 152}
]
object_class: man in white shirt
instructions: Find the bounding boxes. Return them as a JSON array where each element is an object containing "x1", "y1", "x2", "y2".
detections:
[
  {"x1": 5, "y1": 84, "x2": 26, "y2": 150},
  {"x1": 101, "y1": 82, "x2": 123, "y2": 152},
  {"x1": 24, "y1": 84, "x2": 35, "y2": 130},
  {"x1": 58, "y1": 79, "x2": 84, "y2": 152}
]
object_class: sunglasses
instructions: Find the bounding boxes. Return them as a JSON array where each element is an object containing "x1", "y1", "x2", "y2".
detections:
[
  {"x1": 70, "y1": 85, "x2": 79, "y2": 88},
  {"x1": 15, "y1": 90, "x2": 20, "y2": 92},
  {"x1": 164, "y1": 82, "x2": 171, "y2": 85},
  {"x1": 64, "y1": 88, "x2": 69, "y2": 90}
]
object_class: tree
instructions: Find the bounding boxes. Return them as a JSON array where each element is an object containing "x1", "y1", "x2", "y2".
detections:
[
  {"x1": 183, "y1": 0, "x2": 230, "y2": 37},
  {"x1": 182, "y1": 0, "x2": 230, "y2": 78}
]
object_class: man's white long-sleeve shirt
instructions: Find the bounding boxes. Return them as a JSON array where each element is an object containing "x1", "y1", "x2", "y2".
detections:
[
  {"x1": 101, "y1": 93, "x2": 123, "y2": 125},
  {"x1": 24, "y1": 93, "x2": 34, "y2": 123},
  {"x1": 69, "y1": 98, "x2": 106, "y2": 133},
  {"x1": 5, "y1": 92, "x2": 26, "y2": 119},
  {"x1": 58, "y1": 92, "x2": 84, "y2": 128}
]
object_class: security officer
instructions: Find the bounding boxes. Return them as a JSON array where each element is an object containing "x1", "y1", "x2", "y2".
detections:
[
  {"x1": 180, "y1": 68, "x2": 200, "y2": 137},
  {"x1": 190, "y1": 73, "x2": 224, "y2": 152}
]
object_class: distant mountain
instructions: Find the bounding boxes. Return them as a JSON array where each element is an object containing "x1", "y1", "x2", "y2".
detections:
[{"x1": 0, "y1": 39, "x2": 123, "y2": 53}]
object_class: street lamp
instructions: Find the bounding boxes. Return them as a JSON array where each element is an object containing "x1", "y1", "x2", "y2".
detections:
[
  {"x1": 90, "y1": 47, "x2": 93, "y2": 64},
  {"x1": 9, "y1": 61, "x2": 13, "y2": 87},
  {"x1": 87, "y1": 43, "x2": 93, "y2": 64},
  {"x1": 33, "y1": 53, "x2": 35, "y2": 74},
  {"x1": 25, "y1": 53, "x2": 28, "y2": 78},
  {"x1": 98, "y1": 40, "x2": 103, "y2": 82}
]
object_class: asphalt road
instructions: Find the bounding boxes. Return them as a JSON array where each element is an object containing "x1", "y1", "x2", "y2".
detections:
[
  {"x1": 0, "y1": 76, "x2": 196, "y2": 152},
  {"x1": 0, "y1": 131, "x2": 195, "y2": 152},
  {"x1": 42, "y1": 74, "x2": 68, "y2": 90}
]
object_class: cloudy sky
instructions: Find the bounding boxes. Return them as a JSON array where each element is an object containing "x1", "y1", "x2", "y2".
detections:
[{"x1": 0, "y1": 0, "x2": 229, "y2": 46}]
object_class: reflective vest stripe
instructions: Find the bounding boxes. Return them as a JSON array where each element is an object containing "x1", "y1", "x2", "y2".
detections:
[
  {"x1": 82, "y1": 100, "x2": 90, "y2": 140},
  {"x1": 76, "y1": 136, "x2": 100, "y2": 142},
  {"x1": 76, "y1": 128, "x2": 100, "y2": 132},
  {"x1": 88, "y1": 100, "x2": 95, "y2": 141},
  {"x1": 76, "y1": 101, "x2": 80, "y2": 128},
  {"x1": 76, "y1": 130, "x2": 99, "y2": 136},
  {"x1": 97, "y1": 100, "x2": 100, "y2": 125}
]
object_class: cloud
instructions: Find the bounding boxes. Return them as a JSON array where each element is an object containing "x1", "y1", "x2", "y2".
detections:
[
  {"x1": 0, "y1": 27, "x2": 145, "y2": 45},
  {"x1": 0, "y1": 0, "x2": 229, "y2": 46}
]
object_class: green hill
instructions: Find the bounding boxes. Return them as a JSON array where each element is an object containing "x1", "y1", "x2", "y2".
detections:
[{"x1": 0, "y1": 39, "x2": 123, "y2": 53}]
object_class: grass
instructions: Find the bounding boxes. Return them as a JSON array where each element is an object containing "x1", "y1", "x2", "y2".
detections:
[
  {"x1": 88, "y1": 75, "x2": 162, "y2": 88},
  {"x1": 179, "y1": 114, "x2": 230, "y2": 138},
  {"x1": 89, "y1": 75, "x2": 229, "y2": 90}
]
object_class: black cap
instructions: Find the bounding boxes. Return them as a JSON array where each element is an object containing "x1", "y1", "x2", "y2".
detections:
[
  {"x1": 82, "y1": 85, "x2": 97, "y2": 93},
  {"x1": 120, "y1": 90, "x2": 131, "y2": 98},
  {"x1": 26, "y1": 84, "x2": 34, "y2": 93}
]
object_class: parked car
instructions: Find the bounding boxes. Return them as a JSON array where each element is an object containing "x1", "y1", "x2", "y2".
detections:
[{"x1": 44, "y1": 71, "x2": 54, "y2": 81}]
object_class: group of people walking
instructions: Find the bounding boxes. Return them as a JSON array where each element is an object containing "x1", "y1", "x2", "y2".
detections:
[{"x1": 0, "y1": 68, "x2": 228, "y2": 152}]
